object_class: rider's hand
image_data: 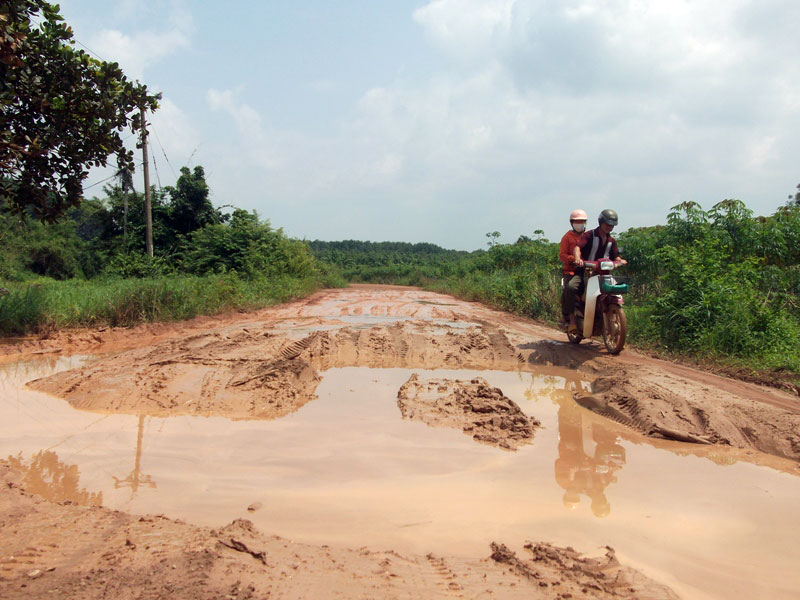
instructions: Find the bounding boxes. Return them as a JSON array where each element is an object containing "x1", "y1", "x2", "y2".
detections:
[
  {"x1": 575, "y1": 258, "x2": 584, "y2": 267},
  {"x1": 618, "y1": 258, "x2": 627, "y2": 265}
]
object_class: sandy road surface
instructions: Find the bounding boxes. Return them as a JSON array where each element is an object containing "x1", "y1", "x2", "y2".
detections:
[{"x1": 2, "y1": 284, "x2": 799, "y2": 599}]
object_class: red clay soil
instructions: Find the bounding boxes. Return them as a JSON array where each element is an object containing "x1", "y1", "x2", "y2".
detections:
[{"x1": 3, "y1": 284, "x2": 800, "y2": 597}]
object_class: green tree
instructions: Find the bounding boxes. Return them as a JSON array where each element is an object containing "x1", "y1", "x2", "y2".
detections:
[
  {"x1": 0, "y1": 0, "x2": 160, "y2": 220},
  {"x1": 102, "y1": 184, "x2": 172, "y2": 254},
  {"x1": 166, "y1": 166, "x2": 223, "y2": 236}
]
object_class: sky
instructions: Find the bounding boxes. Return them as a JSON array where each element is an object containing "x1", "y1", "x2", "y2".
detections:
[{"x1": 60, "y1": 0, "x2": 800, "y2": 250}]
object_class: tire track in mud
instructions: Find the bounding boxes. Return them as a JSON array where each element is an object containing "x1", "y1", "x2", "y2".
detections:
[
  {"x1": 572, "y1": 366, "x2": 800, "y2": 461},
  {"x1": 513, "y1": 334, "x2": 800, "y2": 463},
  {"x1": 489, "y1": 542, "x2": 680, "y2": 600},
  {"x1": 29, "y1": 320, "x2": 531, "y2": 424}
]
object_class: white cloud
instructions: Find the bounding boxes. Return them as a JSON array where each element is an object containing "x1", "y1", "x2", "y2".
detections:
[
  {"x1": 207, "y1": 89, "x2": 265, "y2": 140},
  {"x1": 88, "y1": 28, "x2": 189, "y2": 81},
  {"x1": 206, "y1": 88, "x2": 282, "y2": 171},
  {"x1": 80, "y1": 0, "x2": 193, "y2": 81},
  {"x1": 747, "y1": 136, "x2": 778, "y2": 170},
  {"x1": 375, "y1": 154, "x2": 404, "y2": 177},
  {"x1": 343, "y1": 0, "x2": 800, "y2": 241},
  {"x1": 147, "y1": 97, "x2": 200, "y2": 169},
  {"x1": 413, "y1": 0, "x2": 515, "y2": 60}
]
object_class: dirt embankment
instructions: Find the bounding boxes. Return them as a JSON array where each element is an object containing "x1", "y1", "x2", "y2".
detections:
[
  {"x1": 573, "y1": 368, "x2": 800, "y2": 461},
  {"x1": 0, "y1": 463, "x2": 677, "y2": 600}
]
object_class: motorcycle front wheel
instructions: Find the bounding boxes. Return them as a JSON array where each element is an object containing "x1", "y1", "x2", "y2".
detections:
[{"x1": 602, "y1": 304, "x2": 627, "y2": 354}]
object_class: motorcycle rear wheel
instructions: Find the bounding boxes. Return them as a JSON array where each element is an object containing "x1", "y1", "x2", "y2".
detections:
[{"x1": 602, "y1": 304, "x2": 627, "y2": 354}]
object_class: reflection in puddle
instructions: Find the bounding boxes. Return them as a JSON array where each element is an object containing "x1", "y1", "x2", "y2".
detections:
[
  {"x1": 1, "y1": 359, "x2": 800, "y2": 599},
  {"x1": 555, "y1": 395, "x2": 625, "y2": 517},
  {"x1": 112, "y1": 415, "x2": 157, "y2": 497},
  {"x1": 7, "y1": 450, "x2": 102, "y2": 506}
]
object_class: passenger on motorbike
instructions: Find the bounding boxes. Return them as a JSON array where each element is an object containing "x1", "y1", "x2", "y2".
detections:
[
  {"x1": 569, "y1": 209, "x2": 627, "y2": 325},
  {"x1": 559, "y1": 209, "x2": 587, "y2": 334}
]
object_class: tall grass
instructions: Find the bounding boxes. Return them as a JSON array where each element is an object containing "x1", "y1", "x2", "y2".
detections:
[
  {"x1": 0, "y1": 273, "x2": 320, "y2": 336},
  {"x1": 425, "y1": 269, "x2": 562, "y2": 322}
]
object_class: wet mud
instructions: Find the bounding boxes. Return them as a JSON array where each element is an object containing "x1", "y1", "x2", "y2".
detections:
[
  {"x1": 29, "y1": 320, "x2": 526, "y2": 420},
  {"x1": 576, "y1": 367, "x2": 800, "y2": 461},
  {"x1": 0, "y1": 462, "x2": 678, "y2": 599},
  {"x1": 3, "y1": 285, "x2": 800, "y2": 598},
  {"x1": 490, "y1": 542, "x2": 678, "y2": 599},
  {"x1": 397, "y1": 374, "x2": 540, "y2": 450},
  {"x1": 26, "y1": 308, "x2": 800, "y2": 463}
]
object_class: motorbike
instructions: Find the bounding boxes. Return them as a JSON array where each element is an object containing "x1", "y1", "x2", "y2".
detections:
[{"x1": 563, "y1": 259, "x2": 629, "y2": 354}]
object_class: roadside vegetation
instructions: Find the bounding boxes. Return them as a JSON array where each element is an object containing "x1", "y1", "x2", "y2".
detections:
[
  {"x1": 0, "y1": 166, "x2": 335, "y2": 336},
  {"x1": 620, "y1": 199, "x2": 800, "y2": 381},
  {"x1": 0, "y1": 2, "x2": 335, "y2": 337}
]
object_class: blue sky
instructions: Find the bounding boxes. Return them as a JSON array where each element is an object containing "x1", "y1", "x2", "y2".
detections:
[{"x1": 61, "y1": 0, "x2": 800, "y2": 250}]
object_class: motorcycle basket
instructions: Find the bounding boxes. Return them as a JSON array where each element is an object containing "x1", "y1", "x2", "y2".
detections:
[{"x1": 599, "y1": 275, "x2": 630, "y2": 294}]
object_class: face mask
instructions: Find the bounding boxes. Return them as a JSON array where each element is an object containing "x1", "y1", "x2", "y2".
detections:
[{"x1": 572, "y1": 222, "x2": 586, "y2": 233}]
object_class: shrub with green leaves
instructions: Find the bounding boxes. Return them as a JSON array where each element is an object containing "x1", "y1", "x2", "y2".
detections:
[
  {"x1": 105, "y1": 252, "x2": 171, "y2": 278},
  {"x1": 619, "y1": 200, "x2": 800, "y2": 371},
  {"x1": 180, "y1": 209, "x2": 315, "y2": 279}
]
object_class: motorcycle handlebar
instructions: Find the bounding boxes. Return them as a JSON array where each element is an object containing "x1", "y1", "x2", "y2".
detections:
[{"x1": 582, "y1": 259, "x2": 625, "y2": 270}]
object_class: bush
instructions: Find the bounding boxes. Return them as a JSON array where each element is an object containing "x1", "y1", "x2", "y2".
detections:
[
  {"x1": 180, "y1": 209, "x2": 315, "y2": 279},
  {"x1": 619, "y1": 200, "x2": 800, "y2": 371},
  {"x1": 105, "y1": 252, "x2": 171, "y2": 278}
]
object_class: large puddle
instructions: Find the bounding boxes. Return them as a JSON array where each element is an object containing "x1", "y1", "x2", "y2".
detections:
[{"x1": 2, "y1": 356, "x2": 800, "y2": 599}]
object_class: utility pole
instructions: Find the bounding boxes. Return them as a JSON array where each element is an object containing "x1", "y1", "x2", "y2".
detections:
[
  {"x1": 117, "y1": 166, "x2": 131, "y2": 248},
  {"x1": 140, "y1": 105, "x2": 153, "y2": 257}
]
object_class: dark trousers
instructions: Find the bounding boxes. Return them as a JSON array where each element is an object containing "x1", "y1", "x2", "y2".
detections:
[{"x1": 562, "y1": 273, "x2": 584, "y2": 316}]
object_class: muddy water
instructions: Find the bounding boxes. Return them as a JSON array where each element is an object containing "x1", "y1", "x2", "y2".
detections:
[{"x1": 2, "y1": 358, "x2": 800, "y2": 599}]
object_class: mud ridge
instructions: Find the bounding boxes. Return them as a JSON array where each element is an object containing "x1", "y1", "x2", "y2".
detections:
[
  {"x1": 490, "y1": 542, "x2": 679, "y2": 599},
  {"x1": 30, "y1": 320, "x2": 530, "y2": 421},
  {"x1": 397, "y1": 374, "x2": 540, "y2": 451},
  {"x1": 577, "y1": 367, "x2": 800, "y2": 461}
]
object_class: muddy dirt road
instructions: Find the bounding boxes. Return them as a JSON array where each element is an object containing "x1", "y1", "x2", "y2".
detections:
[{"x1": 2, "y1": 285, "x2": 799, "y2": 599}]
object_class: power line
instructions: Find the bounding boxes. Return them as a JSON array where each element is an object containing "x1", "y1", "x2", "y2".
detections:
[
  {"x1": 83, "y1": 160, "x2": 146, "y2": 191},
  {"x1": 150, "y1": 124, "x2": 177, "y2": 178},
  {"x1": 83, "y1": 172, "x2": 119, "y2": 191},
  {"x1": 150, "y1": 140, "x2": 162, "y2": 189},
  {"x1": 72, "y1": 38, "x2": 105, "y2": 62}
]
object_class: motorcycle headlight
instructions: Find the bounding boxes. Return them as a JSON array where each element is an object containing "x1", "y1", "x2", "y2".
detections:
[{"x1": 599, "y1": 260, "x2": 614, "y2": 271}]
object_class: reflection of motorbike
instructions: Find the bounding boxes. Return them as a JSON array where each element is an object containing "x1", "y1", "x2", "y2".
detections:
[
  {"x1": 564, "y1": 260, "x2": 629, "y2": 354},
  {"x1": 554, "y1": 389, "x2": 626, "y2": 518}
]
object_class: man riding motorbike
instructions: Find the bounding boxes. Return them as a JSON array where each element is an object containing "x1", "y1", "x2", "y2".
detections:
[
  {"x1": 559, "y1": 209, "x2": 587, "y2": 335},
  {"x1": 567, "y1": 209, "x2": 627, "y2": 330}
]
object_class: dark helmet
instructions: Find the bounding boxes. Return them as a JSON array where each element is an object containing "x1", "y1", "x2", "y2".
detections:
[{"x1": 598, "y1": 209, "x2": 618, "y2": 226}]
